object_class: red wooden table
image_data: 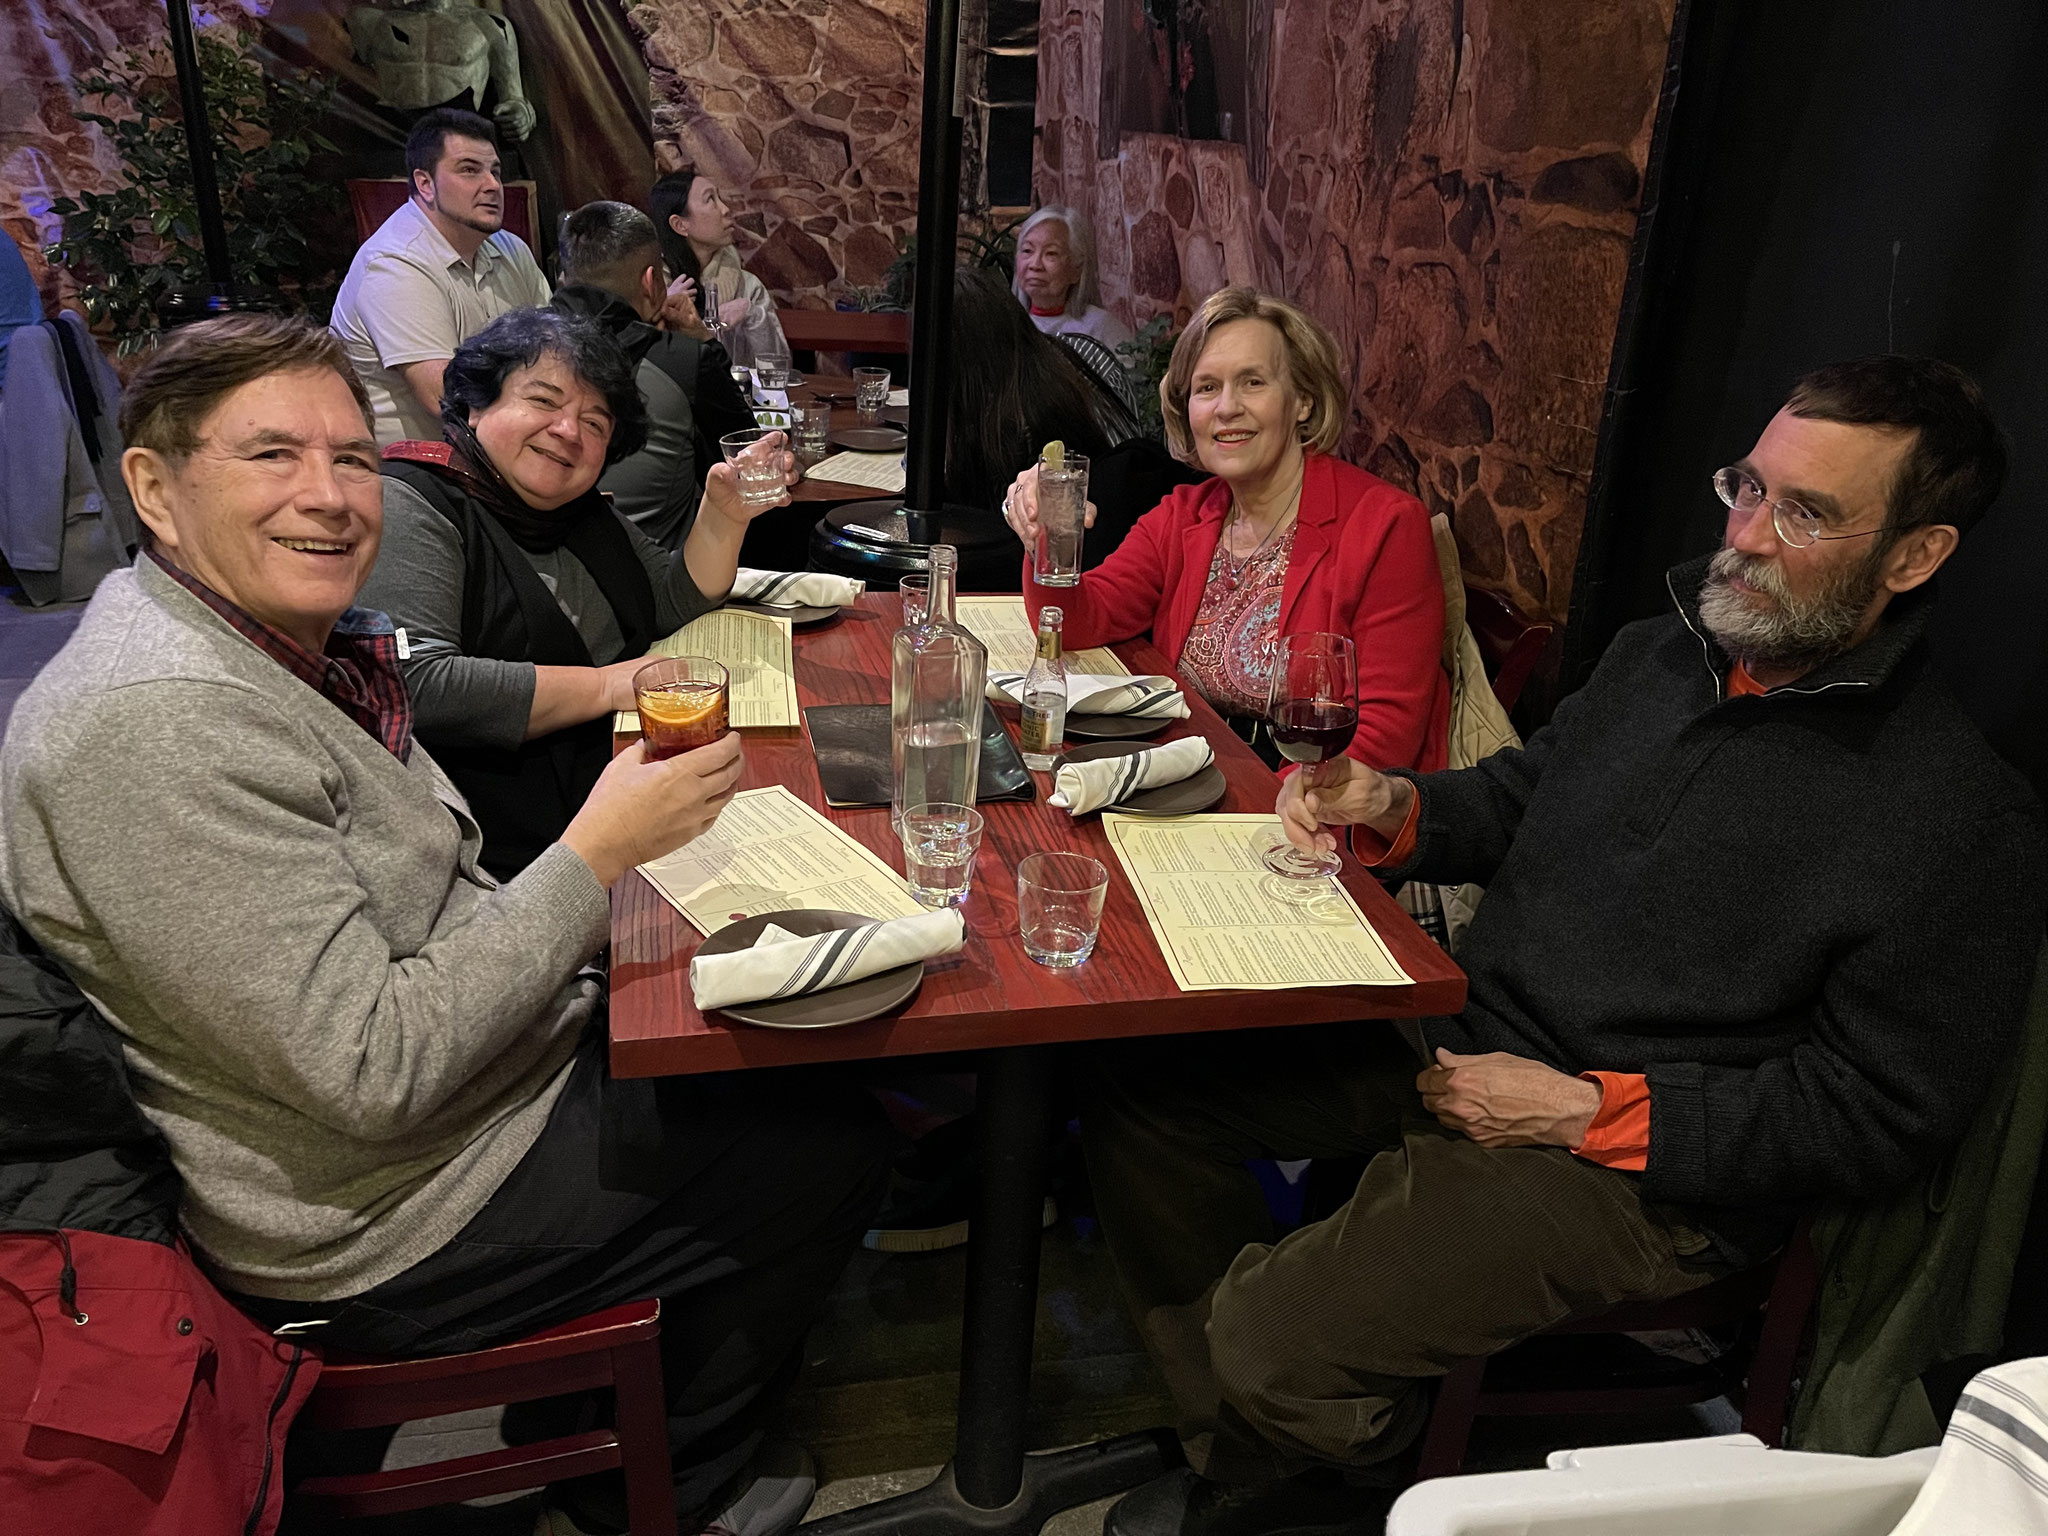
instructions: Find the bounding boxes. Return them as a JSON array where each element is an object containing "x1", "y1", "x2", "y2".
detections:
[
  {"x1": 782, "y1": 374, "x2": 904, "y2": 507},
  {"x1": 608, "y1": 594, "x2": 1465, "y2": 1535}
]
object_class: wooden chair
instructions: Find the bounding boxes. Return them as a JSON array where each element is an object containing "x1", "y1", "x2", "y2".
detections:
[
  {"x1": 291, "y1": 1297, "x2": 676, "y2": 1534},
  {"x1": 1414, "y1": 1223, "x2": 1822, "y2": 1480},
  {"x1": 345, "y1": 178, "x2": 540, "y2": 251},
  {"x1": 1462, "y1": 585, "x2": 1554, "y2": 713}
]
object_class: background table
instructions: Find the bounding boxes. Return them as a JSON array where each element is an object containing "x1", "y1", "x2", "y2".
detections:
[{"x1": 610, "y1": 594, "x2": 1466, "y2": 1536}]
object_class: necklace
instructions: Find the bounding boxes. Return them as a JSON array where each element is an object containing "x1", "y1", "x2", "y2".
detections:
[{"x1": 1217, "y1": 500, "x2": 1297, "y2": 591}]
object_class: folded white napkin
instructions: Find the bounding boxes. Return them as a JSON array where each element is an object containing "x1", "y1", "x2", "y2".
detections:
[
  {"x1": 986, "y1": 672, "x2": 1190, "y2": 719},
  {"x1": 730, "y1": 569, "x2": 865, "y2": 608},
  {"x1": 690, "y1": 909, "x2": 964, "y2": 1011},
  {"x1": 1048, "y1": 737, "x2": 1215, "y2": 815}
]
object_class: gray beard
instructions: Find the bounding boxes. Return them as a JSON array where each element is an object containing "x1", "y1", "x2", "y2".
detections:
[{"x1": 1696, "y1": 543, "x2": 1886, "y2": 671}]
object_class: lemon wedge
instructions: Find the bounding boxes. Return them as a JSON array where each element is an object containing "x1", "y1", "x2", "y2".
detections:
[{"x1": 1041, "y1": 439, "x2": 1065, "y2": 468}]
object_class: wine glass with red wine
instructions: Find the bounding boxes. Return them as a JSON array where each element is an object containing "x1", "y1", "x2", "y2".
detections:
[{"x1": 1262, "y1": 632, "x2": 1358, "y2": 880}]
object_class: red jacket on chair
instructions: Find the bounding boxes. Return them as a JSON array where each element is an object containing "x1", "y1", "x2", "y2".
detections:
[
  {"x1": 0, "y1": 1229, "x2": 320, "y2": 1535},
  {"x1": 1022, "y1": 452, "x2": 1450, "y2": 772}
]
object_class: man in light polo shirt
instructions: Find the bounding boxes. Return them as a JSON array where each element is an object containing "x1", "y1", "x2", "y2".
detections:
[{"x1": 330, "y1": 107, "x2": 550, "y2": 445}]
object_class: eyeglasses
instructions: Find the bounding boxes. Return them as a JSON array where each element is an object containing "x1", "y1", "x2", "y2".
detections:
[{"x1": 1712, "y1": 466, "x2": 1886, "y2": 549}]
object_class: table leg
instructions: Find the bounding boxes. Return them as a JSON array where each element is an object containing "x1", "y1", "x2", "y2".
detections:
[{"x1": 802, "y1": 1044, "x2": 1179, "y2": 1536}]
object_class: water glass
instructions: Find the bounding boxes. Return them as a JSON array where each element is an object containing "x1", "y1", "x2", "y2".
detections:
[
  {"x1": 899, "y1": 573, "x2": 930, "y2": 626},
  {"x1": 634, "y1": 656, "x2": 730, "y2": 761},
  {"x1": 900, "y1": 802, "x2": 984, "y2": 909},
  {"x1": 791, "y1": 402, "x2": 831, "y2": 462},
  {"x1": 1017, "y1": 852, "x2": 1109, "y2": 968},
  {"x1": 720, "y1": 428, "x2": 789, "y2": 508},
  {"x1": 1033, "y1": 451, "x2": 1089, "y2": 588},
  {"x1": 757, "y1": 352, "x2": 800, "y2": 391},
  {"x1": 854, "y1": 366, "x2": 890, "y2": 424}
]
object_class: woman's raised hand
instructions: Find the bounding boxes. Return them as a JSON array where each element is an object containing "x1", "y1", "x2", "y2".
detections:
[
  {"x1": 999, "y1": 464, "x2": 1096, "y2": 550},
  {"x1": 701, "y1": 432, "x2": 797, "y2": 527}
]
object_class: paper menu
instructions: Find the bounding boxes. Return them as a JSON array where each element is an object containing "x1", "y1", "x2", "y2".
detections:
[
  {"x1": 614, "y1": 608, "x2": 799, "y2": 732},
  {"x1": 955, "y1": 596, "x2": 1130, "y2": 677},
  {"x1": 638, "y1": 786, "x2": 925, "y2": 936},
  {"x1": 805, "y1": 450, "x2": 905, "y2": 493},
  {"x1": 1101, "y1": 814, "x2": 1413, "y2": 992}
]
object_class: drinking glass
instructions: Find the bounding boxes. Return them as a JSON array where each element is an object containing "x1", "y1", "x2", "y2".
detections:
[
  {"x1": 634, "y1": 656, "x2": 730, "y2": 761},
  {"x1": 899, "y1": 573, "x2": 930, "y2": 626},
  {"x1": 1017, "y1": 852, "x2": 1109, "y2": 968},
  {"x1": 756, "y1": 347, "x2": 798, "y2": 391},
  {"x1": 720, "y1": 428, "x2": 789, "y2": 508},
  {"x1": 853, "y1": 366, "x2": 890, "y2": 424},
  {"x1": 1033, "y1": 451, "x2": 1089, "y2": 587},
  {"x1": 899, "y1": 802, "x2": 984, "y2": 909},
  {"x1": 1260, "y1": 632, "x2": 1359, "y2": 881},
  {"x1": 791, "y1": 403, "x2": 830, "y2": 462}
]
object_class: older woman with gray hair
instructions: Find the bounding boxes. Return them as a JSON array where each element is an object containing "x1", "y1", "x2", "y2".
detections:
[
  {"x1": 358, "y1": 304, "x2": 794, "y2": 878},
  {"x1": 1013, "y1": 205, "x2": 1135, "y2": 348}
]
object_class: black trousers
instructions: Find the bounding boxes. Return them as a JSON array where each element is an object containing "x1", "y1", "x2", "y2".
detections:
[{"x1": 238, "y1": 1032, "x2": 897, "y2": 1514}]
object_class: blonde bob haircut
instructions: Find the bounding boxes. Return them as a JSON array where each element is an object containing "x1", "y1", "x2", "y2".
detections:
[{"x1": 1160, "y1": 287, "x2": 1348, "y2": 464}]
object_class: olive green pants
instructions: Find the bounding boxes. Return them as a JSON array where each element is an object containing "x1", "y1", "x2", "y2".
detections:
[{"x1": 1079, "y1": 1024, "x2": 1718, "y2": 1483}]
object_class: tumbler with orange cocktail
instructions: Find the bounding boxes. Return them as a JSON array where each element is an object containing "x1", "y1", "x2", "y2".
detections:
[{"x1": 634, "y1": 657, "x2": 730, "y2": 760}]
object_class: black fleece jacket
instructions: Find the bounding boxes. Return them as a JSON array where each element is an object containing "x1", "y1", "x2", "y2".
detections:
[{"x1": 1396, "y1": 556, "x2": 2048, "y2": 1256}]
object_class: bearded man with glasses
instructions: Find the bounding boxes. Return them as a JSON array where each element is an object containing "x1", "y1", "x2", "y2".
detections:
[{"x1": 1083, "y1": 355, "x2": 2048, "y2": 1536}]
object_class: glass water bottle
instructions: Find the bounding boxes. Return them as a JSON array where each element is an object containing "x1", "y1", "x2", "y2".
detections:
[{"x1": 890, "y1": 545, "x2": 987, "y2": 828}]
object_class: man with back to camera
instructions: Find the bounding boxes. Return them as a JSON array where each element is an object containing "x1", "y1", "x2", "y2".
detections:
[
  {"x1": 331, "y1": 106, "x2": 549, "y2": 446},
  {"x1": 1084, "y1": 356, "x2": 2048, "y2": 1536},
  {"x1": 0, "y1": 314, "x2": 892, "y2": 1536},
  {"x1": 549, "y1": 200, "x2": 758, "y2": 548}
]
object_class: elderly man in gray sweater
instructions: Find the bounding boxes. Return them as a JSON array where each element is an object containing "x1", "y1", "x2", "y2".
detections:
[{"x1": 0, "y1": 315, "x2": 893, "y2": 1536}]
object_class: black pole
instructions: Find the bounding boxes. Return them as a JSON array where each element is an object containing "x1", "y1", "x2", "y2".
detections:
[
  {"x1": 904, "y1": 0, "x2": 965, "y2": 545},
  {"x1": 165, "y1": 0, "x2": 235, "y2": 292}
]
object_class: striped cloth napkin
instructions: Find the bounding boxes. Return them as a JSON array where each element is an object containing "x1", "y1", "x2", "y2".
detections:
[
  {"x1": 690, "y1": 909, "x2": 964, "y2": 1011},
  {"x1": 730, "y1": 569, "x2": 865, "y2": 608},
  {"x1": 1048, "y1": 737, "x2": 1215, "y2": 815},
  {"x1": 986, "y1": 672, "x2": 1190, "y2": 719}
]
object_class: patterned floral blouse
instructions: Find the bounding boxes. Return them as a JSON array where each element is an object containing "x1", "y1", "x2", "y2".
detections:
[{"x1": 1176, "y1": 524, "x2": 1297, "y2": 717}]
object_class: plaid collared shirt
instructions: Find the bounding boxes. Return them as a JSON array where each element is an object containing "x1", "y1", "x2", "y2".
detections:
[{"x1": 148, "y1": 551, "x2": 414, "y2": 762}]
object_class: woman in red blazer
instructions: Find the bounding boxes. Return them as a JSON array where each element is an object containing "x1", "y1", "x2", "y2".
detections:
[{"x1": 1002, "y1": 287, "x2": 1449, "y2": 773}]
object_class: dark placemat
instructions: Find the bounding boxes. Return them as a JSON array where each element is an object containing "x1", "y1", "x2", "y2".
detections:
[{"x1": 805, "y1": 703, "x2": 1033, "y2": 807}]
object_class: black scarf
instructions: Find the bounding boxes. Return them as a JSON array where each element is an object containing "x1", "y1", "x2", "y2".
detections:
[{"x1": 441, "y1": 416, "x2": 609, "y2": 555}]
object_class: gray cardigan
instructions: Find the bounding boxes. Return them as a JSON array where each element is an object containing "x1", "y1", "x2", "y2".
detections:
[{"x1": 0, "y1": 560, "x2": 613, "y2": 1300}]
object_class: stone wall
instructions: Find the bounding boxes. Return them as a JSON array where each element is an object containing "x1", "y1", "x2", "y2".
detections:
[
  {"x1": 630, "y1": 0, "x2": 926, "y2": 308},
  {"x1": 1037, "y1": 0, "x2": 1674, "y2": 624}
]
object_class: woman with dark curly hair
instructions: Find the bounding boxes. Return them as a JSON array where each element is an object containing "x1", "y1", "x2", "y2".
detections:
[{"x1": 357, "y1": 305, "x2": 794, "y2": 877}]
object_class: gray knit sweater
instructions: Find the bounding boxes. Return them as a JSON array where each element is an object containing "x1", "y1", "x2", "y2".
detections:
[{"x1": 0, "y1": 560, "x2": 613, "y2": 1300}]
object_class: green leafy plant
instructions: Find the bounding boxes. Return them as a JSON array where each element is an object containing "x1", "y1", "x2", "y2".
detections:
[
  {"x1": 44, "y1": 24, "x2": 343, "y2": 352},
  {"x1": 1116, "y1": 313, "x2": 1178, "y2": 436},
  {"x1": 870, "y1": 212, "x2": 1026, "y2": 312}
]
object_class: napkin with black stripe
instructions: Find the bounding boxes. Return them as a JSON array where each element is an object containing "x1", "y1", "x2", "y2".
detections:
[
  {"x1": 730, "y1": 568, "x2": 865, "y2": 608},
  {"x1": 985, "y1": 671, "x2": 1190, "y2": 718},
  {"x1": 690, "y1": 909, "x2": 965, "y2": 1011},
  {"x1": 1048, "y1": 737, "x2": 1215, "y2": 816}
]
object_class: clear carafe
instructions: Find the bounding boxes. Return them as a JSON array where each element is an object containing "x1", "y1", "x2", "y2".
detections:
[{"x1": 890, "y1": 545, "x2": 987, "y2": 829}]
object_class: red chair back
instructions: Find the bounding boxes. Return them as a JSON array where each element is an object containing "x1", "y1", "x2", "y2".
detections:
[
  {"x1": 1463, "y1": 584, "x2": 1555, "y2": 713},
  {"x1": 345, "y1": 178, "x2": 540, "y2": 253}
]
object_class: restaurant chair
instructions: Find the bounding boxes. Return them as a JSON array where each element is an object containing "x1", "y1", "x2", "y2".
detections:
[
  {"x1": 1413, "y1": 1221, "x2": 1822, "y2": 1480},
  {"x1": 346, "y1": 177, "x2": 540, "y2": 251},
  {"x1": 1462, "y1": 585, "x2": 1554, "y2": 713},
  {"x1": 290, "y1": 1297, "x2": 677, "y2": 1535}
]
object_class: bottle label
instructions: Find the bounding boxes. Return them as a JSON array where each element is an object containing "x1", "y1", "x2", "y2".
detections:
[{"x1": 1020, "y1": 701, "x2": 1060, "y2": 756}]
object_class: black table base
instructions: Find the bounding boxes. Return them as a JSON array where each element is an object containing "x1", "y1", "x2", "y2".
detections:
[{"x1": 805, "y1": 1045, "x2": 1182, "y2": 1536}]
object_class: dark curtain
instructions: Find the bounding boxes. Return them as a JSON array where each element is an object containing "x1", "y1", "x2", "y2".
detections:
[
  {"x1": 1572, "y1": 0, "x2": 2048, "y2": 1365},
  {"x1": 498, "y1": 0, "x2": 654, "y2": 268}
]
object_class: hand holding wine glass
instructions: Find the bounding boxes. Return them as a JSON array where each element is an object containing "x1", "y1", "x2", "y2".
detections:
[{"x1": 1263, "y1": 632, "x2": 1358, "y2": 881}]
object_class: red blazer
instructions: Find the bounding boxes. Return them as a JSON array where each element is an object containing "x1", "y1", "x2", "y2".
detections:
[{"x1": 1023, "y1": 452, "x2": 1450, "y2": 772}]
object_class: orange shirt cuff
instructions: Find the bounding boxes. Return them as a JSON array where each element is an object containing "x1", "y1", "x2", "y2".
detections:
[
  {"x1": 1351, "y1": 786, "x2": 1423, "y2": 869},
  {"x1": 1572, "y1": 1071, "x2": 1651, "y2": 1171}
]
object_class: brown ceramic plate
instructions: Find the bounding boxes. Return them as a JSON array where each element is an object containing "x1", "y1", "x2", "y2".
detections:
[
  {"x1": 1062, "y1": 711, "x2": 1173, "y2": 741},
  {"x1": 830, "y1": 426, "x2": 909, "y2": 453},
  {"x1": 697, "y1": 909, "x2": 923, "y2": 1028},
  {"x1": 730, "y1": 602, "x2": 842, "y2": 627},
  {"x1": 1055, "y1": 741, "x2": 1226, "y2": 816}
]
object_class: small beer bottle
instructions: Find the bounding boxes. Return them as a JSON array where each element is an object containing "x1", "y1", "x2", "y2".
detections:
[{"x1": 1018, "y1": 606, "x2": 1068, "y2": 771}]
